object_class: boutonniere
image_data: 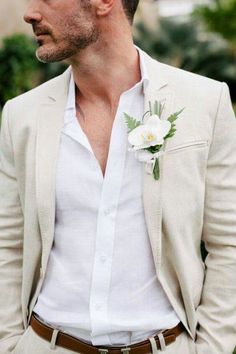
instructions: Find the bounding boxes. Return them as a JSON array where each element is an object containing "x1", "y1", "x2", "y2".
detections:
[{"x1": 124, "y1": 101, "x2": 184, "y2": 180}]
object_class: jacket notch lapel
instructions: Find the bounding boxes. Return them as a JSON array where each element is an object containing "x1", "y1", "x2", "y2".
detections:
[
  {"x1": 36, "y1": 97, "x2": 68, "y2": 273},
  {"x1": 143, "y1": 86, "x2": 175, "y2": 275}
]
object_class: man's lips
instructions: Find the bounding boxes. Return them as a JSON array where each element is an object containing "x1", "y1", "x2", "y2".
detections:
[{"x1": 34, "y1": 33, "x2": 51, "y2": 43}]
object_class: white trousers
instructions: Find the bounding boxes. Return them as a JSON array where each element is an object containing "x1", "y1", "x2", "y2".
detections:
[{"x1": 13, "y1": 326, "x2": 196, "y2": 354}]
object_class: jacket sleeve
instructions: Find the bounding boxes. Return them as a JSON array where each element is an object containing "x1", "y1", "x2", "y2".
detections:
[
  {"x1": 196, "y1": 83, "x2": 236, "y2": 354},
  {"x1": 0, "y1": 102, "x2": 24, "y2": 354}
]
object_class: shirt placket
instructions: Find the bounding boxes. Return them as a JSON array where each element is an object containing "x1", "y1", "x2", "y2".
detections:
[{"x1": 89, "y1": 84, "x2": 144, "y2": 346}]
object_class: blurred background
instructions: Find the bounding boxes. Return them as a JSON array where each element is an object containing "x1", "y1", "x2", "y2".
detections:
[{"x1": 0, "y1": 0, "x2": 236, "y2": 115}]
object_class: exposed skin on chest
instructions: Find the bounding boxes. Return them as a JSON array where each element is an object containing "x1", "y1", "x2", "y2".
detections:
[{"x1": 76, "y1": 102, "x2": 118, "y2": 177}]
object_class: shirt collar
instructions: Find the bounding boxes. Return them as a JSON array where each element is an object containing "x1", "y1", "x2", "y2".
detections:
[
  {"x1": 135, "y1": 45, "x2": 150, "y2": 93},
  {"x1": 66, "y1": 72, "x2": 76, "y2": 111},
  {"x1": 65, "y1": 45, "x2": 150, "y2": 113}
]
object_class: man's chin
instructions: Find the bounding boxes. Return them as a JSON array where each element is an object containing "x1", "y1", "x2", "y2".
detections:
[
  {"x1": 36, "y1": 46, "x2": 56, "y2": 63},
  {"x1": 36, "y1": 46, "x2": 75, "y2": 63}
]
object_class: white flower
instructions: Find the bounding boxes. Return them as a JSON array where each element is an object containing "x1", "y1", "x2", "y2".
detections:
[
  {"x1": 124, "y1": 100, "x2": 184, "y2": 180},
  {"x1": 128, "y1": 114, "x2": 171, "y2": 150}
]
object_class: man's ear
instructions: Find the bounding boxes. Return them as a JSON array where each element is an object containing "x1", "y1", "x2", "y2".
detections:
[{"x1": 93, "y1": 0, "x2": 116, "y2": 17}]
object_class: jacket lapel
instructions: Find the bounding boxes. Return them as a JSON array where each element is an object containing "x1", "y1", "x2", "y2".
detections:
[
  {"x1": 142, "y1": 53, "x2": 175, "y2": 275},
  {"x1": 142, "y1": 56, "x2": 193, "y2": 337},
  {"x1": 36, "y1": 68, "x2": 71, "y2": 272},
  {"x1": 143, "y1": 87, "x2": 174, "y2": 275}
]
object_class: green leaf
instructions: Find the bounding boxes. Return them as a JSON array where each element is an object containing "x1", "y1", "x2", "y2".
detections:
[
  {"x1": 165, "y1": 132, "x2": 175, "y2": 138},
  {"x1": 158, "y1": 102, "x2": 165, "y2": 117},
  {"x1": 147, "y1": 145, "x2": 162, "y2": 153},
  {"x1": 165, "y1": 124, "x2": 177, "y2": 138},
  {"x1": 152, "y1": 101, "x2": 165, "y2": 117},
  {"x1": 154, "y1": 101, "x2": 158, "y2": 115},
  {"x1": 124, "y1": 113, "x2": 141, "y2": 132},
  {"x1": 149, "y1": 101, "x2": 152, "y2": 115},
  {"x1": 167, "y1": 107, "x2": 185, "y2": 123}
]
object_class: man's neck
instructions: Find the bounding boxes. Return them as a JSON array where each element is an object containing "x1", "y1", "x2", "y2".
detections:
[{"x1": 68, "y1": 39, "x2": 142, "y2": 108}]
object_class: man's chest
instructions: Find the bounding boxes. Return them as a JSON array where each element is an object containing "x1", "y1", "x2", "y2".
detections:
[{"x1": 76, "y1": 106, "x2": 116, "y2": 176}]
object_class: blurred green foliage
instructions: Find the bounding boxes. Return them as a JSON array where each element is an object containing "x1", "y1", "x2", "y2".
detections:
[
  {"x1": 134, "y1": 16, "x2": 236, "y2": 103},
  {"x1": 0, "y1": 33, "x2": 67, "y2": 112},
  {"x1": 193, "y1": 0, "x2": 236, "y2": 53},
  {"x1": 0, "y1": 34, "x2": 40, "y2": 109}
]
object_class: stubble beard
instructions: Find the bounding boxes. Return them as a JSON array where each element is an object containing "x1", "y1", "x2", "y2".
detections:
[{"x1": 36, "y1": 19, "x2": 99, "y2": 63}]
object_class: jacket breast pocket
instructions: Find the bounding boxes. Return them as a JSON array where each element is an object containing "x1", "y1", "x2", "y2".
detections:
[{"x1": 165, "y1": 140, "x2": 209, "y2": 155}]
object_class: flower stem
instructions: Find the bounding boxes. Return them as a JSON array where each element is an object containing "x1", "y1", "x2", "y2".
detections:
[
  {"x1": 153, "y1": 159, "x2": 160, "y2": 180},
  {"x1": 149, "y1": 101, "x2": 152, "y2": 115}
]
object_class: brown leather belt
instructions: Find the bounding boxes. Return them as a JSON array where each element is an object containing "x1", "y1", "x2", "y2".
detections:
[{"x1": 29, "y1": 313, "x2": 185, "y2": 354}]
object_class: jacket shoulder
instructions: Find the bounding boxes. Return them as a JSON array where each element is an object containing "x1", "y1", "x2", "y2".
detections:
[
  {"x1": 1, "y1": 67, "x2": 71, "y2": 133},
  {"x1": 160, "y1": 60, "x2": 222, "y2": 91},
  {"x1": 6, "y1": 66, "x2": 70, "y2": 107},
  {"x1": 147, "y1": 56, "x2": 225, "y2": 117}
]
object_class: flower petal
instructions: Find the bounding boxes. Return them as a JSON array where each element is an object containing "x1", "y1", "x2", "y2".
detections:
[
  {"x1": 160, "y1": 120, "x2": 172, "y2": 137},
  {"x1": 145, "y1": 114, "x2": 161, "y2": 126},
  {"x1": 128, "y1": 125, "x2": 146, "y2": 147},
  {"x1": 145, "y1": 115, "x2": 171, "y2": 140},
  {"x1": 149, "y1": 138, "x2": 164, "y2": 146},
  {"x1": 132, "y1": 142, "x2": 152, "y2": 150}
]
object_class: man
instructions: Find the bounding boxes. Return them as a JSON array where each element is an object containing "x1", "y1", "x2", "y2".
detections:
[{"x1": 0, "y1": 0, "x2": 236, "y2": 353}]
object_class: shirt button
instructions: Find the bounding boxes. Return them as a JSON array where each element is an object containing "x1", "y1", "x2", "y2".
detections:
[
  {"x1": 104, "y1": 208, "x2": 112, "y2": 216},
  {"x1": 95, "y1": 304, "x2": 102, "y2": 311},
  {"x1": 100, "y1": 255, "x2": 107, "y2": 263}
]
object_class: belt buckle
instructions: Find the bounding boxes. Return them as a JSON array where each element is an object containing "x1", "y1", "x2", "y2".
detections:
[
  {"x1": 98, "y1": 349, "x2": 109, "y2": 354},
  {"x1": 98, "y1": 347, "x2": 131, "y2": 354}
]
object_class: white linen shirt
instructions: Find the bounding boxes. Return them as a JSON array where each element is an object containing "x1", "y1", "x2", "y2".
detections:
[{"x1": 34, "y1": 47, "x2": 179, "y2": 346}]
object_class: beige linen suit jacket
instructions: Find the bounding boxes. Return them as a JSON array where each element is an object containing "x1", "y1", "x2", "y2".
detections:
[{"x1": 0, "y1": 50, "x2": 236, "y2": 354}]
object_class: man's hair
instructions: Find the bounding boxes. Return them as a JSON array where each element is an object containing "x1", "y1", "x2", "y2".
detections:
[{"x1": 122, "y1": 0, "x2": 140, "y2": 24}]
